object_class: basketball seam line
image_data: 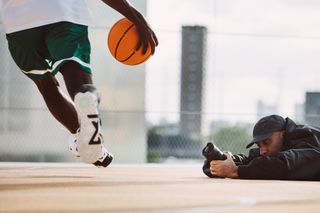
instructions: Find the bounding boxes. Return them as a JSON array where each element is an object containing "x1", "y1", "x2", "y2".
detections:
[
  {"x1": 114, "y1": 24, "x2": 135, "y2": 59},
  {"x1": 120, "y1": 51, "x2": 136, "y2": 63}
]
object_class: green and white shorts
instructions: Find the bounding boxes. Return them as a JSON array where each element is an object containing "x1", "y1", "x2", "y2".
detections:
[{"x1": 6, "y1": 22, "x2": 91, "y2": 79}]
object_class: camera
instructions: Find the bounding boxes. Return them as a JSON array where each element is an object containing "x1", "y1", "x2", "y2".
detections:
[{"x1": 202, "y1": 142, "x2": 227, "y2": 178}]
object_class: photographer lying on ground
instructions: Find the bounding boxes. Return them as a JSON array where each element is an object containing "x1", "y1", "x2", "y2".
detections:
[{"x1": 203, "y1": 114, "x2": 320, "y2": 180}]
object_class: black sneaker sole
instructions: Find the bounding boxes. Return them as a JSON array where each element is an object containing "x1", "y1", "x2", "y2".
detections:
[{"x1": 93, "y1": 154, "x2": 113, "y2": 168}]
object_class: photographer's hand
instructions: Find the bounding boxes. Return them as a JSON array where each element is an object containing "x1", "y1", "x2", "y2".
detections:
[{"x1": 210, "y1": 153, "x2": 238, "y2": 178}]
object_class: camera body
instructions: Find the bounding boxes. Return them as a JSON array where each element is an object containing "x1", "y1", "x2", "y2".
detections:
[{"x1": 202, "y1": 142, "x2": 227, "y2": 178}]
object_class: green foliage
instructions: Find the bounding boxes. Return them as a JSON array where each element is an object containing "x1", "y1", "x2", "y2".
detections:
[
  {"x1": 147, "y1": 149, "x2": 161, "y2": 163},
  {"x1": 211, "y1": 126, "x2": 251, "y2": 155}
]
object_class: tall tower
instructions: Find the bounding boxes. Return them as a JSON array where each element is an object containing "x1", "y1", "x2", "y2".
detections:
[
  {"x1": 305, "y1": 92, "x2": 320, "y2": 126},
  {"x1": 180, "y1": 26, "x2": 207, "y2": 135}
]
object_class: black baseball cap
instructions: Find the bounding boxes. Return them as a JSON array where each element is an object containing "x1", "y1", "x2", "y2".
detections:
[{"x1": 246, "y1": 114, "x2": 285, "y2": 148}]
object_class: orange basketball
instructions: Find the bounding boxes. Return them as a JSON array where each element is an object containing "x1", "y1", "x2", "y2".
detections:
[{"x1": 107, "y1": 18, "x2": 152, "y2": 65}]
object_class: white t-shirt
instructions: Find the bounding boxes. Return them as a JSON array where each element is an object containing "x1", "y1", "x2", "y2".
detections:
[{"x1": 0, "y1": 0, "x2": 92, "y2": 33}]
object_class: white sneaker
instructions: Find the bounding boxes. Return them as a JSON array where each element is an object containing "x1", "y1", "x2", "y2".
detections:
[
  {"x1": 68, "y1": 132, "x2": 80, "y2": 158},
  {"x1": 68, "y1": 132, "x2": 113, "y2": 167},
  {"x1": 93, "y1": 146, "x2": 114, "y2": 168},
  {"x1": 74, "y1": 91, "x2": 109, "y2": 164}
]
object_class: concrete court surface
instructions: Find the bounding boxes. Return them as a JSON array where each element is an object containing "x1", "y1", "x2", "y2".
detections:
[{"x1": 0, "y1": 162, "x2": 319, "y2": 213}]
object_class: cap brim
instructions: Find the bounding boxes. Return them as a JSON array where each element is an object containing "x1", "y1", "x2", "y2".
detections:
[{"x1": 246, "y1": 132, "x2": 273, "y2": 149}]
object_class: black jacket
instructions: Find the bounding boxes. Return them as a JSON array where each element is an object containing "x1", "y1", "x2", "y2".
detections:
[{"x1": 235, "y1": 117, "x2": 320, "y2": 180}]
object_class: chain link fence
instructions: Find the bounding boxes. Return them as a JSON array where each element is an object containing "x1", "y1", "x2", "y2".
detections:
[{"x1": 1, "y1": 0, "x2": 320, "y2": 163}]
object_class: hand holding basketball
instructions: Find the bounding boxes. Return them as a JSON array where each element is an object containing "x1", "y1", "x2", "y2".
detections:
[{"x1": 108, "y1": 18, "x2": 158, "y2": 65}]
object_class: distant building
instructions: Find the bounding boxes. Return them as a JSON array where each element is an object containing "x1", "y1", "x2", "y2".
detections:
[
  {"x1": 305, "y1": 92, "x2": 320, "y2": 127},
  {"x1": 180, "y1": 26, "x2": 207, "y2": 135}
]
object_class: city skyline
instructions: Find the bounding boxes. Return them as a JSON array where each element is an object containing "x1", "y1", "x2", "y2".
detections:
[{"x1": 146, "y1": 0, "x2": 320, "y2": 124}]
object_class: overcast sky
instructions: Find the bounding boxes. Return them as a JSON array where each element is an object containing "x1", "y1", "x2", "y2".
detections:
[{"x1": 145, "y1": 0, "x2": 320, "y2": 124}]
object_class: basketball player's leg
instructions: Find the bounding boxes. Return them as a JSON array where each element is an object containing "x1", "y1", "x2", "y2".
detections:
[
  {"x1": 32, "y1": 74, "x2": 79, "y2": 134},
  {"x1": 47, "y1": 22, "x2": 113, "y2": 166},
  {"x1": 45, "y1": 22, "x2": 97, "y2": 99},
  {"x1": 60, "y1": 61, "x2": 94, "y2": 99},
  {"x1": 5, "y1": 25, "x2": 79, "y2": 134},
  {"x1": 6, "y1": 23, "x2": 111, "y2": 166},
  {"x1": 60, "y1": 62, "x2": 113, "y2": 166}
]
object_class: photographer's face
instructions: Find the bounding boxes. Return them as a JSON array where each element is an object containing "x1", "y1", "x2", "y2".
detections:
[{"x1": 256, "y1": 131, "x2": 284, "y2": 156}]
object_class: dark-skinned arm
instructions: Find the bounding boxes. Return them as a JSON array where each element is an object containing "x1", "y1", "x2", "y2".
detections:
[{"x1": 100, "y1": 0, "x2": 158, "y2": 54}]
